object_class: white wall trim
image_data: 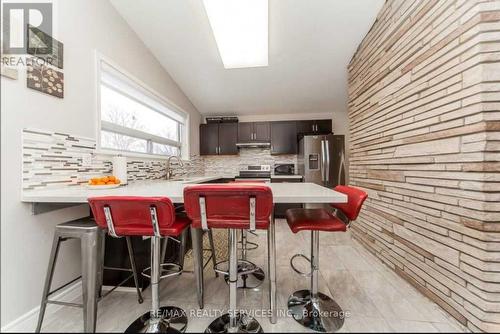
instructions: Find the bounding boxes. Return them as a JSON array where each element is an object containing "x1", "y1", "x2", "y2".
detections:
[{"x1": 1, "y1": 280, "x2": 82, "y2": 333}]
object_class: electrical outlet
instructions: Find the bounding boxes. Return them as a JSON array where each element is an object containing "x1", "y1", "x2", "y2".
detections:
[{"x1": 81, "y1": 153, "x2": 92, "y2": 167}]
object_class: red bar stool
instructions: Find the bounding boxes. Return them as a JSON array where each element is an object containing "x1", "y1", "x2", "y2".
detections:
[
  {"x1": 226, "y1": 180, "x2": 266, "y2": 288},
  {"x1": 89, "y1": 196, "x2": 190, "y2": 333},
  {"x1": 285, "y1": 185, "x2": 367, "y2": 332},
  {"x1": 184, "y1": 184, "x2": 273, "y2": 333}
]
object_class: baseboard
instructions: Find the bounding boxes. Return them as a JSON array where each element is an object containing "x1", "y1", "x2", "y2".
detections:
[
  {"x1": 1, "y1": 280, "x2": 82, "y2": 333},
  {"x1": 1, "y1": 282, "x2": 142, "y2": 332}
]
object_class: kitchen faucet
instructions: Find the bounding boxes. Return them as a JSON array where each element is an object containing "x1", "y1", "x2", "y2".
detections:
[{"x1": 166, "y1": 155, "x2": 184, "y2": 180}]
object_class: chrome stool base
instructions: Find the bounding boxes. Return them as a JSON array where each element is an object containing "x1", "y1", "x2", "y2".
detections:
[
  {"x1": 125, "y1": 306, "x2": 188, "y2": 333},
  {"x1": 205, "y1": 312, "x2": 263, "y2": 333},
  {"x1": 288, "y1": 289, "x2": 345, "y2": 333},
  {"x1": 224, "y1": 262, "x2": 265, "y2": 289}
]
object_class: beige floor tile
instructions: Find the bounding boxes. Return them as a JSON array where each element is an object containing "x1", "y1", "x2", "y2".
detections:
[{"x1": 35, "y1": 221, "x2": 467, "y2": 333}]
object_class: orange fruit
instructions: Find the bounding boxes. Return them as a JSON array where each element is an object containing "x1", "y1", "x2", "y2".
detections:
[
  {"x1": 91, "y1": 178, "x2": 100, "y2": 183},
  {"x1": 88, "y1": 180, "x2": 92, "y2": 185},
  {"x1": 114, "y1": 178, "x2": 121, "y2": 184},
  {"x1": 101, "y1": 176, "x2": 109, "y2": 183},
  {"x1": 97, "y1": 181, "x2": 106, "y2": 185},
  {"x1": 108, "y1": 175, "x2": 116, "y2": 181}
]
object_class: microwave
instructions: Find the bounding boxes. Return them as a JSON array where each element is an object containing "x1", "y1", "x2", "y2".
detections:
[{"x1": 274, "y1": 164, "x2": 295, "y2": 175}]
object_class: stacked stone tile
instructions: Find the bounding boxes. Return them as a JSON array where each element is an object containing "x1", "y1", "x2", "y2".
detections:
[{"x1": 347, "y1": 0, "x2": 500, "y2": 332}]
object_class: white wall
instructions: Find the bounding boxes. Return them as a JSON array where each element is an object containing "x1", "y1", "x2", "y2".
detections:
[{"x1": 0, "y1": 0, "x2": 201, "y2": 327}]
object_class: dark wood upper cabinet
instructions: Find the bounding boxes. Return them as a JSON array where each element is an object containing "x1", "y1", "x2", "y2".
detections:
[
  {"x1": 237, "y1": 122, "x2": 254, "y2": 143},
  {"x1": 218, "y1": 123, "x2": 238, "y2": 155},
  {"x1": 253, "y1": 122, "x2": 270, "y2": 142},
  {"x1": 271, "y1": 121, "x2": 297, "y2": 155},
  {"x1": 200, "y1": 123, "x2": 219, "y2": 155},
  {"x1": 296, "y1": 119, "x2": 332, "y2": 135},
  {"x1": 296, "y1": 120, "x2": 315, "y2": 134},
  {"x1": 201, "y1": 119, "x2": 331, "y2": 156},
  {"x1": 200, "y1": 123, "x2": 238, "y2": 155},
  {"x1": 238, "y1": 122, "x2": 270, "y2": 143},
  {"x1": 315, "y1": 119, "x2": 332, "y2": 134}
]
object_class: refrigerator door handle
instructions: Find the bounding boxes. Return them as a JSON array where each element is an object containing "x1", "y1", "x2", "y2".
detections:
[
  {"x1": 320, "y1": 139, "x2": 326, "y2": 183},
  {"x1": 325, "y1": 139, "x2": 330, "y2": 183}
]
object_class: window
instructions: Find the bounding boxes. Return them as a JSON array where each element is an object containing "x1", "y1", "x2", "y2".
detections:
[{"x1": 97, "y1": 59, "x2": 186, "y2": 157}]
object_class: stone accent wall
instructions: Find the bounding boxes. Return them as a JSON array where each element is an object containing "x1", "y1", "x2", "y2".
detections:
[{"x1": 347, "y1": 0, "x2": 500, "y2": 332}]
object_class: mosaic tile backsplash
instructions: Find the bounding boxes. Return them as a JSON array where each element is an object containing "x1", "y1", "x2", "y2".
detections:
[
  {"x1": 22, "y1": 128, "x2": 202, "y2": 190},
  {"x1": 203, "y1": 148, "x2": 297, "y2": 176},
  {"x1": 22, "y1": 128, "x2": 296, "y2": 191}
]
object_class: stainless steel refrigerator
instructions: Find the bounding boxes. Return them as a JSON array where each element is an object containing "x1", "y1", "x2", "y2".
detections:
[{"x1": 298, "y1": 134, "x2": 346, "y2": 188}]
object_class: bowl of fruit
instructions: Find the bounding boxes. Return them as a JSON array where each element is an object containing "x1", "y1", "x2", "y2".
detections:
[{"x1": 86, "y1": 176, "x2": 122, "y2": 189}]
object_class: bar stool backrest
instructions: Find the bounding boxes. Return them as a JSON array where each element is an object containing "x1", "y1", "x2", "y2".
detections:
[
  {"x1": 330, "y1": 185, "x2": 368, "y2": 222},
  {"x1": 184, "y1": 184, "x2": 273, "y2": 231},
  {"x1": 88, "y1": 196, "x2": 175, "y2": 237}
]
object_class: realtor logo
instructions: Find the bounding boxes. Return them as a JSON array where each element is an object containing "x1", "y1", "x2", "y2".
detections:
[{"x1": 2, "y1": 2, "x2": 53, "y2": 54}]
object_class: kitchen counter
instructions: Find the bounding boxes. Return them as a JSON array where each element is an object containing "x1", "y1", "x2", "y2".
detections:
[
  {"x1": 22, "y1": 176, "x2": 345, "y2": 204},
  {"x1": 270, "y1": 175, "x2": 303, "y2": 179}
]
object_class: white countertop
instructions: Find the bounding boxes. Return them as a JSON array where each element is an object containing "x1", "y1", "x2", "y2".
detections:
[
  {"x1": 270, "y1": 175, "x2": 303, "y2": 179},
  {"x1": 22, "y1": 176, "x2": 346, "y2": 204}
]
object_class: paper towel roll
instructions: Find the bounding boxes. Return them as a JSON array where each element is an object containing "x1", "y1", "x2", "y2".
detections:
[{"x1": 112, "y1": 156, "x2": 128, "y2": 185}]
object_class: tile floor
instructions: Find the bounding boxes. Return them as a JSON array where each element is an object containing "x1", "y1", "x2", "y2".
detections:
[{"x1": 38, "y1": 219, "x2": 468, "y2": 333}]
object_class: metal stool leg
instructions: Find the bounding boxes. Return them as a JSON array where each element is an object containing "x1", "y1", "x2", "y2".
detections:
[
  {"x1": 224, "y1": 229, "x2": 265, "y2": 289},
  {"x1": 207, "y1": 229, "x2": 219, "y2": 277},
  {"x1": 161, "y1": 237, "x2": 168, "y2": 265},
  {"x1": 81, "y1": 231, "x2": 100, "y2": 333},
  {"x1": 36, "y1": 232, "x2": 62, "y2": 333},
  {"x1": 125, "y1": 237, "x2": 144, "y2": 304},
  {"x1": 206, "y1": 229, "x2": 263, "y2": 333},
  {"x1": 287, "y1": 231, "x2": 345, "y2": 332},
  {"x1": 97, "y1": 230, "x2": 106, "y2": 299},
  {"x1": 191, "y1": 227, "x2": 204, "y2": 309},
  {"x1": 179, "y1": 229, "x2": 188, "y2": 269},
  {"x1": 126, "y1": 236, "x2": 187, "y2": 333}
]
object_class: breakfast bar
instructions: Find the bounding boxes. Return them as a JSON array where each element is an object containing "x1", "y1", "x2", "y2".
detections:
[{"x1": 22, "y1": 178, "x2": 347, "y2": 329}]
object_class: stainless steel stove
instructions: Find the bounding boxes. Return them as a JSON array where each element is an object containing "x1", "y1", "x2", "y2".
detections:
[{"x1": 235, "y1": 165, "x2": 271, "y2": 182}]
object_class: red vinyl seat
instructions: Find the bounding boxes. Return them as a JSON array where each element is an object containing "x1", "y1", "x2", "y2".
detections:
[
  {"x1": 88, "y1": 196, "x2": 189, "y2": 237},
  {"x1": 286, "y1": 208, "x2": 347, "y2": 233},
  {"x1": 184, "y1": 184, "x2": 273, "y2": 230}
]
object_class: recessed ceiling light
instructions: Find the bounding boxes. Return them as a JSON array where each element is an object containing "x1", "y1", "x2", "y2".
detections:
[{"x1": 203, "y1": 0, "x2": 268, "y2": 69}]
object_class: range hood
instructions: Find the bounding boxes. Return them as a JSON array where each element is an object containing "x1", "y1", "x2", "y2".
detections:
[{"x1": 236, "y1": 142, "x2": 271, "y2": 148}]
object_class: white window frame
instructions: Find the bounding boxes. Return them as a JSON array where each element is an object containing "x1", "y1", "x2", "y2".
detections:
[{"x1": 95, "y1": 52, "x2": 190, "y2": 160}]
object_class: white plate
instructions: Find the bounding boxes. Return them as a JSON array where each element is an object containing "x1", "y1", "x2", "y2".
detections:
[{"x1": 86, "y1": 184, "x2": 121, "y2": 190}]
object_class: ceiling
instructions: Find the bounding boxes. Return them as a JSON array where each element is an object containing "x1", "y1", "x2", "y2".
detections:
[{"x1": 110, "y1": 0, "x2": 384, "y2": 116}]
